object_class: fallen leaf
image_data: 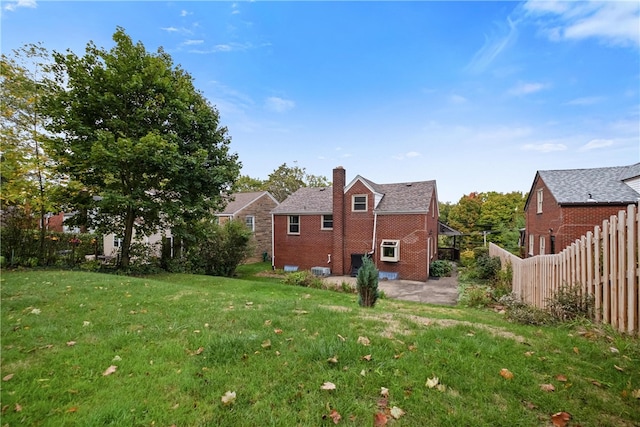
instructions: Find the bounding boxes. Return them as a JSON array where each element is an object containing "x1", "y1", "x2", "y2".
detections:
[
  {"x1": 362, "y1": 354, "x2": 372, "y2": 361},
  {"x1": 500, "y1": 368, "x2": 514, "y2": 380},
  {"x1": 591, "y1": 380, "x2": 603, "y2": 387},
  {"x1": 67, "y1": 406, "x2": 78, "y2": 413},
  {"x1": 380, "y1": 387, "x2": 389, "y2": 397},
  {"x1": 274, "y1": 328, "x2": 283, "y2": 334},
  {"x1": 436, "y1": 384, "x2": 447, "y2": 393},
  {"x1": 14, "y1": 403, "x2": 22, "y2": 412},
  {"x1": 195, "y1": 347, "x2": 204, "y2": 355},
  {"x1": 523, "y1": 400, "x2": 538, "y2": 410},
  {"x1": 377, "y1": 397, "x2": 388, "y2": 408},
  {"x1": 524, "y1": 351, "x2": 534, "y2": 357},
  {"x1": 609, "y1": 347, "x2": 619, "y2": 353},
  {"x1": 360, "y1": 369, "x2": 366, "y2": 376},
  {"x1": 321, "y1": 382, "x2": 336, "y2": 391},
  {"x1": 614, "y1": 364, "x2": 624, "y2": 372},
  {"x1": 264, "y1": 319, "x2": 272, "y2": 326},
  {"x1": 573, "y1": 347, "x2": 579, "y2": 354},
  {"x1": 30, "y1": 308, "x2": 41, "y2": 315},
  {"x1": 112, "y1": 355, "x2": 122, "y2": 361},
  {"x1": 221, "y1": 390, "x2": 236, "y2": 405},
  {"x1": 2, "y1": 374, "x2": 14, "y2": 381},
  {"x1": 66, "y1": 341, "x2": 76, "y2": 347},
  {"x1": 83, "y1": 321, "x2": 90, "y2": 327},
  {"x1": 261, "y1": 339, "x2": 271, "y2": 349},
  {"x1": 393, "y1": 353, "x2": 404, "y2": 359},
  {"x1": 407, "y1": 344, "x2": 417, "y2": 351},
  {"x1": 327, "y1": 355, "x2": 338, "y2": 364},
  {"x1": 551, "y1": 411, "x2": 571, "y2": 427},
  {"x1": 328, "y1": 409, "x2": 341, "y2": 424},
  {"x1": 357, "y1": 336, "x2": 370, "y2": 346},
  {"x1": 337, "y1": 334, "x2": 346, "y2": 341},
  {"x1": 426, "y1": 376, "x2": 439, "y2": 388},
  {"x1": 540, "y1": 383, "x2": 556, "y2": 392},
  {"x1": 632, "y1": 389, "x2": 640, "y2": 399},
  {"x1": 102, "y1": 365, "x2": 117, "y2": 376},
  {"x1": 389, "y1": 406, "x2": 405, "y2": 420},
  {"x1": 555, "y1": 374, "x2": 567, "y2": 382},
  {"x1": 245, "y1": 301, "x2": 253, "y2": 306},
  {"x1": 373, "y1": 412, "x2": 388, "y2": 426}
]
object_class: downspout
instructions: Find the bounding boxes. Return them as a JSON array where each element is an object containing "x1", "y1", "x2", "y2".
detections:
[
  {"x1": 271, "y1": 213, "x2": 275, "y2": 270},
  {"x1": 371, "y1": 212, "x2": 378, "y2": 254}
]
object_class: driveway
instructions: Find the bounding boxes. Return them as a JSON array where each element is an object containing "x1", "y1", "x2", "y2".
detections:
[{"x1": 322, "y1": 272, "x2": 459, "y2": 306}]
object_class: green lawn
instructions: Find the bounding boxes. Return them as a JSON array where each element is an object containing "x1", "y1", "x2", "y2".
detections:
[{"x1": 1, "y1": 267, "x2": 638, "y2": 426}]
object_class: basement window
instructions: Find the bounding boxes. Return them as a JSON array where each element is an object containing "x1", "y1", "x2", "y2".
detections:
[{"x1": 380, "y1": 240, "x2": 400, "y2": 262}]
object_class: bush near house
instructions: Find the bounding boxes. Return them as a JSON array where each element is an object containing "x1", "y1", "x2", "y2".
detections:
[{"x1": 356, "y1": 255, "x2": 379, "y2": 307}]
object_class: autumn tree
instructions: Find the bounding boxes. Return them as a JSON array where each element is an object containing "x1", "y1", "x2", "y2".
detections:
[
  {"x1": 234, "y1": 175, "x2": 265, "y2": 192},
  {"x1": 1, "y1": 44, "x2": 56, "y2": 262},
  {"x1": 264, "y1": 162, "x2": 330, "y2": 202},
  {"x1": 43, "y1": 28, "x2": 241, "y2": 269}
]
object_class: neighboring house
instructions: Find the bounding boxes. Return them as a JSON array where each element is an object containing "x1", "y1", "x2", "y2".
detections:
[
  {"x1": 214, "y1": 191, "x2": 279, "y2": 261},
  {"x1": 103, "y1": 191, "x2": 279, "y2": 261},
  {"x1": 42, "y1": 212, "x2": 83, "y2": 233},
  {"x1": 271, "y1": 167, "x2": 439, "y2": 282},
  {"x1": 524, "y1": 163, "x2": 640, "y2": 257},
  {"x1": 104, "y1": 228, "x2": 171, "y2": 259}
]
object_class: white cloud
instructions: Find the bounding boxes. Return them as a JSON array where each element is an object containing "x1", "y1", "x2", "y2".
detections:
[
  {"x1": 565, "y1": 96, "x2": 603, "y2": 106},
  {"x1": 180, "y1": 10, "x2": 190, "y2": 17},
  {"x1": 4, "y1": 0, "x2": 36, "y2": 11},
  {"x1": 161, "y1": 26, "x2": 179, "y2": 33},
  {"x1": 392, "y1": 151, "x2": 422, "y2": 160},
  {"x1": 521, "y1": 143, "x2": 567, "y2": 152},
  {"x1": 508, "y1": 82, "x2": 548, "y2": 96},
  {"x1": 466, "y1": 16, "x2": 519, "y2": 73},
  {"x1": 579, "y1": 139, "x2": 614, "y2": 151},
  {"x1": 449, "y1": 94, "x2": 468, "y2": 104},
  {"x1": 264, "y1": 96, "x2": 295, "y2": 113},
  {"x1": 524, "y1": 0, "x2": 640, "y2": 47},
  {"x1": 183, "y1": 39, "x2": 204, "y2": 46}
]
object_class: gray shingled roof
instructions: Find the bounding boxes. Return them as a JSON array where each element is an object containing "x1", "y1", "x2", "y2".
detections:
[
  {"x1": 271, "y1": 178, "x2": 437, "y2": 214},
  {"x1": 539, "y1": 163, "x2": 640, "y2": 204},
  {"x1": 218, "y1": 192, "x2": 275, "y2": 215},
  {"x1": 271, "y1": 187, "x2": 333, "y2": 214}
]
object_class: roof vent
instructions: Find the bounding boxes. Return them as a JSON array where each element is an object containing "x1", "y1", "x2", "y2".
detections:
[
  {"x1": 406, "y1": 183, "x2": 412, "y2": 187},
  {"x1": 587, "y1": 193, "x2": 596, "y2": 202}
]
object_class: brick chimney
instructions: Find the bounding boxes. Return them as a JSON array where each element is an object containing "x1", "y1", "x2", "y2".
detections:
[{"x1": 332, "y1": 167, "x2": 346, "y2": 275}]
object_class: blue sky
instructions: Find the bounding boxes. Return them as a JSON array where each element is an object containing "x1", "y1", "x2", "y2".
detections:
[{"x1": 2, "y1": 0, "x2": 639, "y2": 203}]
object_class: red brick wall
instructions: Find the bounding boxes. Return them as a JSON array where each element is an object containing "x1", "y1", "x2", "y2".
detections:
[
  {"x1": 272, "y1": 214, "x2": 333, "y2": 271},
  {"x1": 343, "y1": 180, "x2": 376, "y2": 273},
  {"x1": 332, "y1": 167, "x2": 346, "y2": 274},
  {"x1": 525, "y1": 178, "x2": 631, "y2": 256}
]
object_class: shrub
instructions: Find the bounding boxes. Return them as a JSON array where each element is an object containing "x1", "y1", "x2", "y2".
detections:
[
  {"x1": 459, "y1": 250, "x2": 475, "y2": 267},
  {"x1": 500, "y1": 294, "x2": 555, "y2": 326},
  {"x1": 356, "y1": 255, "x2": 379, "y2": 307},
  {"x1": 458, "y1": 284, "x2": 493, "y2": 308},
  {"x1": 547, "y1": 284, "x2": 594, "y2": 321},
  {"x1": 282, "y1": 271, "x2": 323, "y2": 288},
  {"x1": 430, "y1": 260, "x2": 452, "y2": 277},
  {"x1": 188, "y1": 220, "x2": 254, "y2": 277},
  {"x1": 476, "y1": 254, "x2": 501, "y2": 281}
]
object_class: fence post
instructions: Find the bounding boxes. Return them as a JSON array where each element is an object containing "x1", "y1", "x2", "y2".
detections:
[{"x1": 626, "y1": 205, "x2": 637, "y2": 334}]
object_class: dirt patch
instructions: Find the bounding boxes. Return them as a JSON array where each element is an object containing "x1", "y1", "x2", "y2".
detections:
[
  {"x1": 256, "y1": 271, "x2": 286, "y2": 279},
  {"x1": 360, "y1": 312, "x2": 526, "y2": 343},
  {"x1": 318, "y1": 305, "x2": 352, "y2": 313}
]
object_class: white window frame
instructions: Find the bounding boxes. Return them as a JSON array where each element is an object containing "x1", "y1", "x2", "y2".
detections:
[
  {"x1": 245, "y1": 215, "x2": 255, "y2": 232},
  {"x1": 352, "y1": 194, "x2": 368, "y2": 212},
  {"x1": 288, "y1": 215, "x2": 300, "y2": 235},
  {"x1": 536, "y1": 189, "x2": 543, "y2": 214},
  {"x1": 539, "y1": 235, "x2": 546, "y2": 255},
  {"x1": 321, "y1": 214, "x2": 333, "y2": 230},
  {"x1": 528, "y1": 234, "x2": 534, "y2": 256},
  {"x1": 380, "y1": 240, "x2": 400, "y2": 262},
  {"x1": 114, "y1": 235, "x2": 122, "y2": 248}
]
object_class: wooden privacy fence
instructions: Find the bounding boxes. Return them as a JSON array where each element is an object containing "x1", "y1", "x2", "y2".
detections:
[{"x1": 489, "y1": 204, "x2": 639, "y2": 334}]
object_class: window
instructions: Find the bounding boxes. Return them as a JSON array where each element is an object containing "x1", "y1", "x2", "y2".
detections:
[
  {"x1": 113, "y1": 235, "x2": 122, "y2": 248},
  {"x1": 528, "y1": 234, "x2": 534, "y2": 256},
  {"x1": 536, "y1": 189, "x2": 543, "y2": 213},
  {"x1": 539, "y1": 236, "x2": 546, "y2": 255},
  {"x1": 322, "y1": 214, "x2": 333, "y2": 230},
  {"x1": 245, "y1": 215, "x2": 255, "y2": 232},
  {"x1": 288, "y1": 215, "x2": 300, "y2": 234},
  {"x1": 380, "y1": 240, "x2": 400, "y2": 262},
  {"x1": 352, "y1": 195, "x2": 367, "y2": 211}
]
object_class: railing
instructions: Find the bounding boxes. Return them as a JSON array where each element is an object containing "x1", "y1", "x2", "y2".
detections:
[{"x1": 489, "y1": 204, "x2": 639, "y2": 334}]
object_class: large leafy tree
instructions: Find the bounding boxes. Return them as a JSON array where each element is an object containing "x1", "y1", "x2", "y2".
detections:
[
  {"x1": 44, "y1": 28, "x2": 240, "y2": 268},
  {"x1": 1, "y1": 44, "x2": 55, "y2": 261},
  {"x1": 264, "y1": 162, "x2": 330, "y2": 202}
]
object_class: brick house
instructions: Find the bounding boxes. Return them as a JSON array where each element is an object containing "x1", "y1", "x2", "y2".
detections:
[
  {"x1": 214, "y1": 191, "x2": 279, "y2": 261},
  {"x1": 523, "y1": 163, "x2": 640, "y2": 257},
  {"x1": 271, "y1": 167, "x2": 439, "y2": 281}
]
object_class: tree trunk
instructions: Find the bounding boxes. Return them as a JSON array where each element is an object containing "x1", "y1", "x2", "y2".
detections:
[{"x1": 120, "y1": 206, "x2": 136, "y2": 269}]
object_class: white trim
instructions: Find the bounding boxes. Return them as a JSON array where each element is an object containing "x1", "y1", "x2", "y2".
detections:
[
  {"x1": 288, "y1": 215, "x2": 300, "y2": 235},
  {"x1": 380, "y1": 239, "x2": 400, "y2": 262},
  {"x1": 352, "y1": 194, "x2": 368, "y2": 211}
]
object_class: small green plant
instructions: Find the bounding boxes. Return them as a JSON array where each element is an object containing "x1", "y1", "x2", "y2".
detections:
[
  {"x1": 429, "y1": 260, "x2": 452, "y2": 277},
  {"x1": 356, "y1": 255, "x2": 379, "y2": 307},
  {"x1": 500, "y1": 294, "x2": 555, "y2": 326},
  {"x1": 459, "y1": 250, "x2": 475, "y2": 267},
  {"x1": 476, "y1": 254, "x2": 501, "y2": 281},
  {"x1": 458, "y1": 284, "x2": 493, "y2": 308},
  {"x1": 282, "y1": 270, "x2": 323, "y2": 288},
  {"x1": 547, "y1": 284, "x2": 594, "y2": 321}
]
